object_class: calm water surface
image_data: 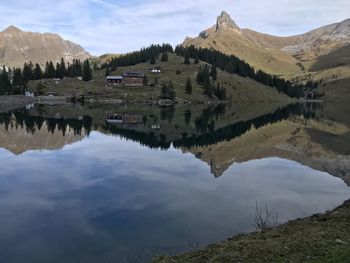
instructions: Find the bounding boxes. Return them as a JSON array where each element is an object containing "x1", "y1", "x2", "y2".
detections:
[{"x1": 0, "y1": 103, "x2": 349, "y2": 262}]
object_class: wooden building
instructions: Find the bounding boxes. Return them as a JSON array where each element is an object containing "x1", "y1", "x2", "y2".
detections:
[
  {"x1": 149, "y1": 66, "x2": 162, "y2": 73},
  {"x1": 122, "y1": 71, "x2": 144, "y2": 86},
  {"x1": 106, "y1": 76, "x2": 123, "y2": 85}
]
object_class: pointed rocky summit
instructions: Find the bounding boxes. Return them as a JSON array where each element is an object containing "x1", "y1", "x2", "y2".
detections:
[
  {"x1": 216, "y1": 11, "x2": 240, "y2": 33},
  {"x1": 2, "y1": 25, "x2": 22, "y2": 34}
]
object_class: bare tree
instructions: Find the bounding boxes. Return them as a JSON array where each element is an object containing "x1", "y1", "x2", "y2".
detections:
[{"x1": 254, "y1": 202, "x2": 279, "y2": 231}]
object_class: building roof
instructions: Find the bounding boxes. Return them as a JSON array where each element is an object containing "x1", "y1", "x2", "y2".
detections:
[
  {"x1": 106, "y1": 76, "x2": 123, "y2": 80},
  {"x1": 122, "y1": 71, "x2": 145, "y2": 78}
]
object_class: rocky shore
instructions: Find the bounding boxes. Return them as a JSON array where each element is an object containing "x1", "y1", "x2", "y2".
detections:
[
  {"x1": 0, "y1": 96, "x2": 34, "y2": 113},
  {"x1": 154, "y1": 200, "x2": 350, "y2": 263}
]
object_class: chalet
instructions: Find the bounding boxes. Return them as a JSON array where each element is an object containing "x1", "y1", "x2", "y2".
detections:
[
  {"x1": 52, "y1": 78, "x2": 61, "y2": 85},
  {"x1": 47, "y1": 91, "x2": 57, "y2": 97},
  {"x1": 122, "y1": 71, "x2": 144, "y2": 86},
  {"x1": 149, "y1": 66, "x2": 162, "y2": 74},
  {"x1": 106, "y1": 76, "x2": 123, "y2": 85},
  {"x1": 25, "y1": 91, "x2": 34, "y2": 97},
  {"x1": 106, "y1": 114, "x2": 143, "y2": 126}
]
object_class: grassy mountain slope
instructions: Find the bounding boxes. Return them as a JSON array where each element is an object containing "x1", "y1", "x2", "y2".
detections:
[
  {"x1": 28, "y1": 53, "x2": 292, "y2": 103},
  {"x1": 183, "y1": 12, "x2": 350, "y2": 100},
  {"x1": 183, "y1": 26, "x2": 301, "y2": 75}
]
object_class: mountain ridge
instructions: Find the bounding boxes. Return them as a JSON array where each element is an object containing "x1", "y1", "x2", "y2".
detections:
[
  {"x1": 183, "y1": 11, "x2": 350, "y2": 75},
  {"x1": 0, "y1": 25, "x2": 91, "y2": 68}
]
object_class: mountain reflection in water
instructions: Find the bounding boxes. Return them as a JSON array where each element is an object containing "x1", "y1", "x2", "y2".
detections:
[{"x1": 0, "y1": 102, "x2": 349, "y2": 263}]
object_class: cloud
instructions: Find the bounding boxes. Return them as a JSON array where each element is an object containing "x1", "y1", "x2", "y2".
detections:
[{"x1": 0, "y1": 0, "x2": 349, "y2": 55}]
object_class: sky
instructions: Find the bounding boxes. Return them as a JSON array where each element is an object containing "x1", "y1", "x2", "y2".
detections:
[{"x1": 0, "y1": 0, "x2": 349, "y2": 55}]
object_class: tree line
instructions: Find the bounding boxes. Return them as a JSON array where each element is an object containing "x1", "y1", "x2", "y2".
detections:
[
  {"x1": 0, "y1": 58, "x2": 92, "y2": 95},
  {"x1": 0, "y1": 110, "x2": 93, "y2": 136},
  {"x1": 175, "y1": 45, "x2": 318, "y2": 98},
  {"x1": 102, "y1": 44, "x2": 173, "y2": 71}
]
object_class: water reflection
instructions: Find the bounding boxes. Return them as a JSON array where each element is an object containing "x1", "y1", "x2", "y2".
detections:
[
  {"x1": 0, "y1": 102, "x2": 334, "y2": 148},
  {"x1": 0, "y1": 102, "x2": 349, "y2": 262}
]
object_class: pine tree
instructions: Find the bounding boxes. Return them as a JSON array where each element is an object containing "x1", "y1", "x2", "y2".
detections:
[
  {"x1": 12, "y1": 68, "x2": 23, "y2": 87},
  {"x1": 75, "y1": 59, "x2": 83, "y2": 77},
  {"x1": 214, "y1": 82, "x2": 227, "y2": 100},
  {"x1": 203, "y1": 82, "x2": 213, "y2": 98},
  {"x1": 44, "y1": 62, "x2": 55, "y2": 78},
  {"x1": 0, "y1": 66, "x2": 11, "y2": 95},
  {"x1": 55, "y1": 62, "x2": 61, "y2": 78},
  {"x1": 184, "y1": 110, "x2": 192, "y2": 126},
  {"x1": 210, "y1": 65, "x2": 217, "y2": 81},
  {"x1": 82, "y1": 59, "x2": 92, "y2": 81},
  {"x1": 203, "y1": 65, "x2": 210, "y2": 84},
  {"x1": 150, "y1": 56, "x2": 156, "y2": 65},
  {"x1": 161, "y1": 52, "x2": 169, "y2": 62},
  {"x1": 60, "y1": 57, "x2": 67, "y2": 78},
  {"x1": 194, "y1": 55, "x2": 200, "y2": 64},
  {"x1": 22, "y1": 62, "x2": 34, "y2": 82},
  {"x1": 33, "y1": 63, "x2": 43, "y2": 80},
  {"x1": 160, "y1": 81, "x2": 176, "y2": 100},
  {"x1": 184, "y1": 52, "x2": 190, "y2": 65},
  {"x1": 196, "y1": 66, "x2": 204, "y2": 83},
  {"x1": 168, "y1": 81, "x2": 176, "y2": 100},
  {"x1": 105, "y1": 67, "x2": 110, "y2": 77},
  {"x1": 185, "y1": 77, "x2": 192, "y2": 94},
  {"x1": 160, "y1": 84, "x2": 167, "y2": 99}
]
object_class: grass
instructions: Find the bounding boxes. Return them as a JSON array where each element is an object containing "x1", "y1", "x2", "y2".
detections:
[
  {"x1": 184, "y1": 29, "x2": 302, "y2": 76},
  {"x1": 153, "y1": 200, "x2": 350, "y2": 263},
  {"x1": 27, "y1": 53, "x2": 292, "y2": 103},
  {"x1": 285, "y1": 65, "x2": 350, "y2": 102}
]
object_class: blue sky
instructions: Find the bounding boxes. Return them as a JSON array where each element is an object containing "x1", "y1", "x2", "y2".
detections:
[{"x1": 0, "y1": 0, "x2": 349, "y2": 55}]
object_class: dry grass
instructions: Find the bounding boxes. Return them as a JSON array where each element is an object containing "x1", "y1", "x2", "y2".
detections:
[
  {"x1": 183, "y1": 29, "x2": 302, "y2": 76},
  {"x1": 154, "y1": 200, "x2": 350, "y2": 263},
  {"x1": 28, "y1": 53, "x2": 291, "y2": 103}
]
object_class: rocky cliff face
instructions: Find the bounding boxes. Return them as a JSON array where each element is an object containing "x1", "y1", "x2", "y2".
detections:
[
  {"x1": 216, "y1": 11, "x2": 241, "y2": 33},
  {"x1": 0, "y1": 26, "x2": 91, "y2": 68}
]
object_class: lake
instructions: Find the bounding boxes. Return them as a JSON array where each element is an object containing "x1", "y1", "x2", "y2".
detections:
[{"x1": 0, "y1": 102, "x2": 349, "y2": 263}]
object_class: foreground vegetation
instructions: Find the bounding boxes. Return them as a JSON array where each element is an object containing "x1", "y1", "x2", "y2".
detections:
[{"x1": 154, "y1": 200, "x2": 350, "y2": 263}]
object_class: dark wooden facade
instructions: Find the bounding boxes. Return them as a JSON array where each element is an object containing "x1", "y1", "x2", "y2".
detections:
[
  {"x1": 106, "y1": 76, "x2": 123, "y2": 85},
  {"x1": 122, "y1": 71, "x2": 144, "y2": 86}
]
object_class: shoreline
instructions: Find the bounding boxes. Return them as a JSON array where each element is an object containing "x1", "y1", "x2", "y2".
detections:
[
  {"x1": 154, "y1": 199, "x2": 350, "y2": 263},
  {"x1": 0, "y1": 95, "x2": 34, "y2": 113}
]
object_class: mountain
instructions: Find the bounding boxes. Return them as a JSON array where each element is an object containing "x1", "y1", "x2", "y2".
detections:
[
  {"x1": 0, "y1": 25, "x2": 91, "y2": 68},
  {"x1": 0, "y1": 121, "x2": 84, "y2": 155},
  {"x1": 183, "y1": 11, "x2": 302, "y2": 75},
  {"x1": 183, "y1": 106, "x2": 350, "y2": 186},
  {"x1": 183, "y1": 11, "x2": 350, "y2": 75},
  {"x1": 242, "y1": 19, "x2": 350, "y2": 71}
]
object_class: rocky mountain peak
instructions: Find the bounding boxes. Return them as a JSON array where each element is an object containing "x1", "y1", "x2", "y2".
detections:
[
  {"x1": 2, "y1": 25, "x2": 22, "y2": 34},
  {"x1": 216, "y1": 11, "x2": 240, "y2": 33}
]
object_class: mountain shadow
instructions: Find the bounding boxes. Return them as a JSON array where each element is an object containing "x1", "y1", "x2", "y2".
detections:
[{"x1": 310, "y1": 44, "x2": 350, "y2": 71}]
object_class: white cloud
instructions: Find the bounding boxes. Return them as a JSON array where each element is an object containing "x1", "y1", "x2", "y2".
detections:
[{"x1": 0, "y1": 0, "x2": 349, "y2": 55}]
